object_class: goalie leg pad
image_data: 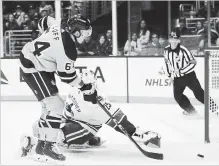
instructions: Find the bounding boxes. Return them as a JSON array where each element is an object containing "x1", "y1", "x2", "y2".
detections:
[
  {"x1": 32, "y1": 120, "x2": 40, "y2": 138},
  {"x1": 61, "y1": 120, "x2": 97, "y2": 145}
]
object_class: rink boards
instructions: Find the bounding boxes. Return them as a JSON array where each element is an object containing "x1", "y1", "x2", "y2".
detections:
[{"x1": 1, "y1": 57, "x2": 204, "y2": 104}]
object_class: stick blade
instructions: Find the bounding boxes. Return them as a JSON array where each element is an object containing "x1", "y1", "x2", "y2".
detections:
[{"x1": 144, "y1": 151, "x2": 164, "y2": 160}]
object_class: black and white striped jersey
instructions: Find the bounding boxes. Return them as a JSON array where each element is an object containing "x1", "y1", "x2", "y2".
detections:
[{"x1": 163, "y1": 44, "x2": 196, "y2": 78}]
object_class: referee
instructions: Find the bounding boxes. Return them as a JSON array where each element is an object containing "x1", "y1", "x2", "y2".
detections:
[{"x1": 163, "y1": 29, "x2": 204, "y2": 115}]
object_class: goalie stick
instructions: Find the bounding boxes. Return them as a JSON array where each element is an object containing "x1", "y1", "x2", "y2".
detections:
[{"x1": 96, "y1": 95, "x2": 164, "y2": 160}]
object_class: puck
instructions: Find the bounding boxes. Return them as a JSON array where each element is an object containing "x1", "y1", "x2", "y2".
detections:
[{"x1": 197, "y1": 154, "x2": 204, "y2": 158}]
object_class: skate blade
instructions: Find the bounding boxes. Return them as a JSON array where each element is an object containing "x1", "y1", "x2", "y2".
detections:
[
  {"x1": 34, "y1": 154, "x2": 65, "y2": 165},
  {"x1": 61, "y1": 140, "x2": 107, "y2": 150},
  {"x1": 182, "y1": 113, "x2": 203, "y2": 120}
]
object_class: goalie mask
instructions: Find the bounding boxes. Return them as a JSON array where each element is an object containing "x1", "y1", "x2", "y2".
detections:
[
  {"x1": 81, "y1": 69, "x2": 97, "y2": 85},
  {"x1": 67, "y1": 15, "x2": 92, "y2": 44}
]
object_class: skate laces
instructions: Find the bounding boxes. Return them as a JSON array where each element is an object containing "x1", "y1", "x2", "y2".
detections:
[{"x1": 51, "y1": 143, "x2": 62, "y2": 155}]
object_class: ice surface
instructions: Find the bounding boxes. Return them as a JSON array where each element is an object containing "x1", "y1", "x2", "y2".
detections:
[{"x1": 1, "y1": 102, "x2": 219, "y2": 165}]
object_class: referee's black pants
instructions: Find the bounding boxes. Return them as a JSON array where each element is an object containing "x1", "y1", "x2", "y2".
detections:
[{"x1": 173, "y1": 71, "x2": 204, "y2": 112}]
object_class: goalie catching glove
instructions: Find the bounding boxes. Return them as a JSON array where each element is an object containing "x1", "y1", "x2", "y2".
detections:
[
  {"x1": 132, "y1": 127, "x2": 161, "y2": 148},
  {"x1": 79, "y1": 69, "x2": 97, "y2": 104}
]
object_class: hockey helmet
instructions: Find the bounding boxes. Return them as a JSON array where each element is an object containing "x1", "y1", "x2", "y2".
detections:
[{"x1": 67, "y1": 14, "x2": 92, "y2": 43}]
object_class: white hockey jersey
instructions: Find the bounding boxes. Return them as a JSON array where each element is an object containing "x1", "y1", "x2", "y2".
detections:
[{"x1": 20, "y1": 25, "x2": 79, "y2": 85}]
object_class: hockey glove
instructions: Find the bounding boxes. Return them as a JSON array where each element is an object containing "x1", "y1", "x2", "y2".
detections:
[{"x1": 79, "y1": 83, "x2": 97, "y2": 104}]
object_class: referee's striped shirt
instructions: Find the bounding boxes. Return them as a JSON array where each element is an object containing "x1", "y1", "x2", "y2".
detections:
[{"x1": 163, "y1": 44, "x2": 196, "y2": 78}]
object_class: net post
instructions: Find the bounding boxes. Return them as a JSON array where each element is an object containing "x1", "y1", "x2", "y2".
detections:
[
  {"x1": 0, "y1": 0, "x2": 3, "y2": 58},
  {"x1": 112, "y1": 1, "x2": 118, "y2": 56},
  {"x1": 55, "y1": 1, "x2": 61, "y2": 19},
  {"x1": 204, "y1": 50, "x2": 210, "y2": 143}
]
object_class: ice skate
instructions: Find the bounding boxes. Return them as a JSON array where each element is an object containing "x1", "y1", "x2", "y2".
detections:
[
  {"x1": 182, "y1": 105, "x2": 198, "y2": 116},
  {"x1": 20, "y1": 135, "x2": 35, "y2": 157},
  {"x1": 182, "y1": 109, "x2": 205, "y2": 120},
  {"x1": 42, "y1": 142, "x2": 66, "y2": 161},
  {"x1": 34, "y1": 140, "x2": 48, "y2": 162},
  {"x1": 35, "y1": 140, "x2": 45, "y2": 155},
  {"x1": 182, "y1": 110, "x2": 197, "y2": 116}
]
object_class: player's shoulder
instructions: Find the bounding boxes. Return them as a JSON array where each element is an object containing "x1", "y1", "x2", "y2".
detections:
[
  {"x1": 22, "y1": 41, "x2": 33, "y2": 52},
  {"x1": 61, "y1": 30, "x2": 77, "y2": 61}
]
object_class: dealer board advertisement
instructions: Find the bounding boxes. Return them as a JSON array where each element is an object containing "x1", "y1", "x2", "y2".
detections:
[
  {"x1": 1, "y1": 58, "x2": 127, "y2": 102},
  {"x1": 128, "y1": 57, "x2": 204, "y2": 103},
  {"x1": 1, "y1": 57, "x2": 204, "y2": 103}
]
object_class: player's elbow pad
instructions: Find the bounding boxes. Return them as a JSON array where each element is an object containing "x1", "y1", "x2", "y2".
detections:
[{"x1": 58, "y1": 71, "x2": 76, "y2": 83}]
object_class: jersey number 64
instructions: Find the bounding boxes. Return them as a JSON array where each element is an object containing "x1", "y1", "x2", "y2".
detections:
[{"x1": 33, "y1": 41, "x2": 50, "y2": 56}]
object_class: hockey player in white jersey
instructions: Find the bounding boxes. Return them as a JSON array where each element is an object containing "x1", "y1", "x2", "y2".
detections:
[
  {"x1": 19, "y1": 14, "x2": 94, "y2": 161},
  {"x1": 20, "y1": 70, "x2": 162, "y2": 159}
]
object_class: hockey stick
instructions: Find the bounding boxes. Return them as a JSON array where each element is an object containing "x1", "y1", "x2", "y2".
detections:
[{"x1": 96, "y1": 96, "x2": 164, "y2": 160}]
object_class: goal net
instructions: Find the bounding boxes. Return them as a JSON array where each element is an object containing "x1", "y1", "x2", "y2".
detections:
[{"x1": 205, "y1": 49, "x2": 219, "y2": 143}]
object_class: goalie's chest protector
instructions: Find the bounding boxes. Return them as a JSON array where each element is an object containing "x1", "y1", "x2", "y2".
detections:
[{"x1": 23, "y1": 25, "x2": 75, "y2": 73}]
